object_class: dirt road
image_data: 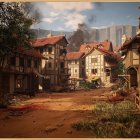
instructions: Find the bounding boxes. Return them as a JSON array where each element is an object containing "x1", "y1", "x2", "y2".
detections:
[{"x1": 0, "y1": 88, "x2": 110, "y2": 138}]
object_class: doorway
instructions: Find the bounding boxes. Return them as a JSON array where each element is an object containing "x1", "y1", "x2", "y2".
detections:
[{"x1": 127, "y1": 67, "x2": 138, "y2": 87}]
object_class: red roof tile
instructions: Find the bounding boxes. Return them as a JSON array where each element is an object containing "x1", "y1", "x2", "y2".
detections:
[
  {"x1": 113, "y1": 46, "x2": 121, "y2": 52},
  {"x1": 121, "y1": 33, "x2": 140, "y2": 50},
  {"x1": 79, "y1": 40, "x2": 113, "y2": 53},
  {"x1": 32, "y1": 35, "x2": 68, "y2": 47},
  {"x1": 66, "y1": 52, "x2": 84, "y2": 60},
  {"x1": 16, "y1": 47, "x2": 43, "y2": 58},
  {"x1": 97, "y1": 48, "x2": 121, "y2": 61}
]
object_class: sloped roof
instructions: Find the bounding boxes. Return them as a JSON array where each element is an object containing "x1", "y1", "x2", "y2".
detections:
[
  {"x1": 16, "y1": 47, "x2": 43, "y2": 58},
  {"x1": 113, "y1": 46, "x2": 121, "y2": 52},
  {"x1": 66, "y1": 52, "x2": 85, "y2": 60},
  {"x1": 79, "y1": 40, "x2": 113, "y2": 53},
  {"x1": 83, "y1": 47, "x2": 121, "y2": 63},
  {"x1": 32, "y1": 35, "x2": 68, "y2": 47},
  {"x1": 97, "y1": 48, "x2": 121, "y2": 61},
  {"x1": 121, "y1": 33, "x2": 140, "y2": 51}
]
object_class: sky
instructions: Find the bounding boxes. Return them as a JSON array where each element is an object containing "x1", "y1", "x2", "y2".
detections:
[{"x1": 31, "y1": 2, "x2": 140, "y2": 31}]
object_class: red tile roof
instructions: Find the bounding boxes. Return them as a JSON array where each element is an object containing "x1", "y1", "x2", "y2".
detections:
[
  {"x1": 121, "y1": 33, "x2": 140, "y2": 50},
  {"x1": 66, "y1": 52, "x2": 84, "y2": 60},
  {"x1": 16, "y1": 47, "x2": 43, "y2": 58},
  {"x1": 32, "y1": 35, "x2": 68, "y2": 47},
  {"x1": 97, "y1": 48, "x2": 121, "y2": 61},
  {"x1": 79, "y1": 40, "x2": 113, "y2": 53},
  {"x1": 113, "y1": 46, "x2": 121, "y2": 52}
]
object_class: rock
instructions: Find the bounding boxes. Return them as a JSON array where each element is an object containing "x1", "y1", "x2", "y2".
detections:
[{"x1": 45, "y1": 127, "x2": 57, "y2": 133}]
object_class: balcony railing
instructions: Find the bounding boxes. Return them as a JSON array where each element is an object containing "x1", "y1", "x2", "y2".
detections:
[{"x1": 0, "y1": 65, "x2": 39, "y2": 74}]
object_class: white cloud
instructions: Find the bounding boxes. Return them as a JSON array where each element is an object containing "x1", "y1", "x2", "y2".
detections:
[
  {"x1": 50, "y1": 12, "x2": 59, "y2": 17},
  {"x1": 33, "y1": 2, "x2": 94, "y2": 31},
  {"x1": 56, "y1": 27, "x2": 64, "y2": 31},
  {"x1": 46, "y1": 2, "x2": 93, "y2": 12},
  {"x1": 64, "y1": 13, "x2": 86, "y2": 30},
  {"x1": 42, "y1": 18, "x2": 55, "y2": 23}
]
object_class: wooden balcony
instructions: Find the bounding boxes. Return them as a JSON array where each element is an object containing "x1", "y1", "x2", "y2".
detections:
[{"x1": 0, "y1": 65, "x2": 39, "y2": 74}]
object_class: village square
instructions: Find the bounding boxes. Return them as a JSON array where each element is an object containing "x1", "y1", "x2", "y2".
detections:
[{"x1": 0, "y1": 2, "x2": 140, "y2": 138}]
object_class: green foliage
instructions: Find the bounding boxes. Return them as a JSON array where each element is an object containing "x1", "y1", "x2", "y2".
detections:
[
  {"x1": 72, "y1": 101, "x2": 140, "y2": 138},
  {"x1": 79, "y1": 80, "x2": 99, "y2": 90},
  {"x1": 0, "y1": 2, "x2": 35, "y2": 56},
  {"x1": 113, "y1": 61, "x2": 125, "y2": 76}
]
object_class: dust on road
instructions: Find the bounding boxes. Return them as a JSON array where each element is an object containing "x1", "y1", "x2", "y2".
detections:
[{"x1": 0, "y1": 88, "x2": 110, "y2": 138}]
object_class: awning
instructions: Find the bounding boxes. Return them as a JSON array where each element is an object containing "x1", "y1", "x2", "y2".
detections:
[{"x1": 86, "y1": 76, "x2": 100, "y2": 82}]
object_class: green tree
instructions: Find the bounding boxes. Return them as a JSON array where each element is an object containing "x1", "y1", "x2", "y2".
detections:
[
  {"x1": 0, "y1": 2, "x2": 40, "y2": 107},
  {"x1": 0, "y1": 2, "x2": 36, "y2": 67}
]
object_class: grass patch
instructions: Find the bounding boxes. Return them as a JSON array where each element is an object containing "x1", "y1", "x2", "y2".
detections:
[{"x1": 72, "y1": 101, "x2": 140, "y2": 138}]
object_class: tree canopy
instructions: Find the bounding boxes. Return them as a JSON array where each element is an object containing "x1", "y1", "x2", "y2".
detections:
[{"x1": 0, "y1": 2, "x2": 36, "y2": 56}]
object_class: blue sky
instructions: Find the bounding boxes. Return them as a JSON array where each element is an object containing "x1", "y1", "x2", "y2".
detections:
[{"x1": 31, "y1": 2, "x2": 140, "y2": 31}]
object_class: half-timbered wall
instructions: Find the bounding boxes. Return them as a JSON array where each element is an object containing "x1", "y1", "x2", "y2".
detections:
[
  {"x1": 0, "y1": 53, "x2": 41, "y2": 94},
  {"x1": 68, "y1": 60, "x2": 80, "y2": 78},
  {"x1": 85, "y1": 49, "x2": 105, "y2": 82},
  {"x1": 123, "y1": 44, "x2": 140, "y2": 69}
]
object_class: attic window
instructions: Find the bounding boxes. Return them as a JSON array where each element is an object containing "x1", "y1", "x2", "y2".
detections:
[
  {"x1": 98, "y1": 44, "x2": 103, "y2": 49},
  {"x1": 86, "y1": 45, "x2": 91, "y2": 50},
  {"x1": 48, "y1": 47, "x2": 52, "y2": 54},
  {"x1": 91, "y1": 69, "x2": 97, "y2": 74}
]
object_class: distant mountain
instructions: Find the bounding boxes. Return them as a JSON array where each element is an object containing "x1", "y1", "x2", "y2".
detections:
[{"x1": 30, "y1": 29, "x2": 73, "y2": 39}]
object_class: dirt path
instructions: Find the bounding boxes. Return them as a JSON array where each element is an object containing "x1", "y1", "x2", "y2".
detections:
[{"x1": 0, "y1": 88, "x2": 110, "y2": 138}]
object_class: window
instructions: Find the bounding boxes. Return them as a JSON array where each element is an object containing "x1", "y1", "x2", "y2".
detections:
[
  {"x1": 60, "y1": 62, "x2": 64, "y2": 68},
  {"x1": 16, "y1": 79, "x2": 23, "y2": 88},
  {"x1": 91, "y1": 58, "x2": 97, "y2": 63},
  {"x1": 19, "y1": 57, "x2": 24, "y2": 66},
  {"x1": 10, "y1": 56, "x2": 16, "y2": 66},
  {"x1": 98, "y1": 44, "x2": 103, "y2": 49},
  {"x1": 82, "y1": 60, "x2": 85, "y2": 65},
  {"x1": 48, "y1": 47, "x2": 52, "y2": 54},
  {"x1": 75, "y1": 61, "x2": 77, "y2": 64},
  {"x1": 106, "y1": 69, "x2": 110, "y2": 76},
  {"x1": 34, "y1": 60, "x2": 38, "y2": 68},
  {"x1": 48, "y1": 62, "x2": 52, "y2": 68},
  {"x1": 27, "y1": 59, "x2": 31, "y2": 67},
  {"x1": 75, "y1": 69, "x2": 77, "y2": 73},
  {"x1": 91, "y1": 69, "x2": 97, "y2": 74}
]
